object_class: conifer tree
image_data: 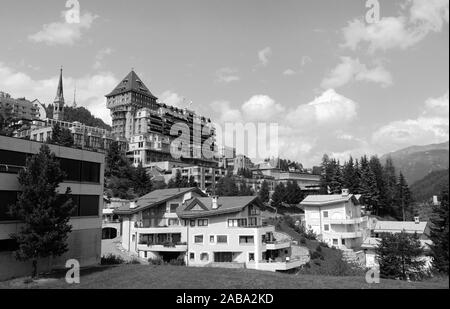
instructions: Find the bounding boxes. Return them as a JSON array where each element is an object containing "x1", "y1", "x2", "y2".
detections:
[
  {"x1": 258, "y1": 180, "x2": 270, "y2": 203},
  {"x1": 271, "y1": 182, "x2": 286, "y2": 208},
  {"x1": 429, "y1": 187, "x2": 449, "y2": 274},
  {"x1": 395, "y1": 172, "x2": 412, "y2": 221},
  {"x1": 9, "y1": 144, "x2": 74, "y2": 278},
  {"x1": 215, "y1": 174, "x2": 239, "y2": 196},
  {"x1": 132, "y1": 163, "x2": 152, "y2": 197},
  {"x1": 376, "y1": 231, "x2": 426, "y2": 280},
  {"x1": 383, "y1": 157, "x2": 398, "y2": 217}
]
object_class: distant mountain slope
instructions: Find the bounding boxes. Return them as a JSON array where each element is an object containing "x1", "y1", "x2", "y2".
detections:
[
  {"x1": 410, "y1": 169, "x2": 449, "y2": 202},
  {"x1": 380, "y1": 141, "x2": 449, "y2": 184},
  {"x1": 45, "y1": 104, "x2": 111, "y2": 131}
]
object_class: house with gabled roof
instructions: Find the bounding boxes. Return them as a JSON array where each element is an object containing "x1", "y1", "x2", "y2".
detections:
[
  {"x1": 301, "y1": 189, "x2": 369, "y2": 249},
  {"x1": 114, "y1": 188, "x2": 306, "y2": 271}
]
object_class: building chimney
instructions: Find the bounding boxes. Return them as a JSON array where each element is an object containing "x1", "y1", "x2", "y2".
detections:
[
  {"x1": 414, "y1": 216, "x2": 420, "y2": 224},
  {"x1": 433, "y1": 195, "x2": 439, "y2": 206},
  {"x1": 212, "y1": 196, "x2": 219, "y2": 209},
  {"x1": 341, "y1": 188, "x2": 349, "y2": 196}
]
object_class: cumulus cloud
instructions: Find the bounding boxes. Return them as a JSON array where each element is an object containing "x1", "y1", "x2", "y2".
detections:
[
  {"x1": 283, "y1": 69, "x2": 296, "y2": 76},
  {"x1": 158, "y1": 90, "x2": 186, "y2": 108},
  {"x1": 241, "y1": 95, "x2": 285, "y2": 121},
  {"x1": 321, "y1": 57, "x2": 393, "y2": 89},
  {"x1": 342, "y1": 0, "x2": 449, "y2": 52},
  {"x1": 0, "y1": 62, "x2": 117, "y2": 123},
  {"x1": 209, "y1": 89, "x2": 362, "y2": 166},
  {"x1": 372, "y1": 90, "x2": 449, "y2": 153},
  {"x1": 215, "y1": 67, "x2": 240, "y2": 83},
  {"x1": 29, "y1": 11, "x2": 98, "y2": 46},
  {"x1": 287, "y1": 89, "x2": 358, "y2": 126},
  {"x1": 258, "y1": 47, "x2": 272, "y2": 66}
]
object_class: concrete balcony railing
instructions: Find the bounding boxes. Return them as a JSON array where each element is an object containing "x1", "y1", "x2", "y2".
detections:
[
  {"x1": 265, "y1": 238, "x2": 291, "y2": 250},
  {"x1": 324, "y1": 216, "x2": 368, "y2": 225},
  {"x1": 137, "y1": 242, "x2": 187, "y2": 252},
  {"x1": 324, "y1": 231, "x2": 363, "y2": 239},
  {"x1": 247, "y1": 257, "x2": 306, "y2": 272}
]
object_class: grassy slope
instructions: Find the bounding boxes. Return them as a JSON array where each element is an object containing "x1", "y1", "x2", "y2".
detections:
[{"x1": 1, "y1": 265, "x2": 448, "y2": 289}]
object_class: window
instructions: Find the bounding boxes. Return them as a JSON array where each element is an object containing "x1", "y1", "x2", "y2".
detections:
[
  {"x1": 69, "y1": 195, "x2": 100, "y2": 217},
  {"x1": 194, "y1": 235, "x2": 203, "y2": 244},
  {"x1": 169, "y1": 203, "x2": 178, "y2": 213},
  {"x1": 198, "y1": 219, "x2": 208, "y2": 227},
  {"x1": 200, "y1": 253, "x2": 209, "y2": 262},
  {"x1": 189, "y1": 253, "x2": 195, "y2": 260},
  {"x1": 0, "y1": 191, "x2": 19, "y2": 221},
  {"x1": 217, "y1": 235, "x2": 227, "y2": 244},
  {"x1": 342, "y1": 239, "x2": 346, "y2": 245},
  {"x1": 0, "y1": 239, "x2": 19, "y2": 252},
  {"x1": 323, "y1": 211, "x2": 328, "y2": 218},
  {"x1": 168, "y1": 218, "x2": 179, "y2": 226},
  {"x1": 239, "y1": 236, "x2": 254, "y2": 244},
  {"x1": 228, "y1": 218, "x2": 247, "y2": 227},
  {"x1": 324, "y1": 224, "x2": 330, "y2": 231},
  {"x1": 0, "y1": 150, "x2": 27, "y2": 167},
  {"x1": 59, "y1": 158, "x2": 81, "y2": 182},
  {"x1": 209, "y1": 235, "x2": 215, "y2": 243},
  {"x1": 248, "y1": 217, "x2": 258, "y2": 227},
  {"x1": 80, "y1": 162, "x2": 100, "y2": 183},
  {"x1": 248, "y1": 253, "x2": 255, "y2": 262},
  {"x1": 190, "y1": 220, "x2": 195, "y2": 227},
  {"x1": 333, "y1": 239, "x2": 338, "y2": 245}
]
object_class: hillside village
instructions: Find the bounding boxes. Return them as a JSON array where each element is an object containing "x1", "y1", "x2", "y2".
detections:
[{"x1": 0, "y1": 67, "x2": 448, "y2": 288}]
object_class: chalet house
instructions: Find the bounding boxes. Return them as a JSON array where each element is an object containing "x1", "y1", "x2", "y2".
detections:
[{"x1": 114, "y1": 188, "x2": 305, "y2": 272}]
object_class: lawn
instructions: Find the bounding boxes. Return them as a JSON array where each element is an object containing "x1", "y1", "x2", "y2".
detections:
[{"x1": 1, "y1": 264, "x2": 448, "y2": 289}]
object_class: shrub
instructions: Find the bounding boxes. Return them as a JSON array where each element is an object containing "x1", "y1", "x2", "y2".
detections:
[
  {"x1": 316, "y1": 245, "x2": 322, "y2": 253},
  {"x1": 101, "y1": 253, "x2": 125, "y2": 265},
  {"x1": 148, "y1": 257, "x2": 164, "y2": 265},
  {"x1": 169, "y1": 257, "x2": 186, "y2": 266},
  {"x1": 300, "y1": 237, "x2": 306, "y2": 245},
  {"x1": 127, "y1": 257, "x2": 141, "y2": 264}
]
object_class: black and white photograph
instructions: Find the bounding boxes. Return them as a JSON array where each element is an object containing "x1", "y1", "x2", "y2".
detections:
[{"x1": 0, "y1": 0, "x2": 448, "y2": 295}]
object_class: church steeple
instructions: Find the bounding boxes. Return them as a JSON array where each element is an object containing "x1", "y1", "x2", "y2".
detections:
[{"x1": 53, "y1": 67, "x2": 65, "y2": 120}]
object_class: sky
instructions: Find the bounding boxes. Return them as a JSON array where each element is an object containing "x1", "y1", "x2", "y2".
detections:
[{"x1": 0, "y1": 0, "x2": 448, "y2": 167}]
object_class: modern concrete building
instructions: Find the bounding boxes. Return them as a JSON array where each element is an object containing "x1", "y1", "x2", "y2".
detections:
[
  {"x1": 0, "y1": 135, "x2": 104, "y2": 281},
  {"x1": 115, "y1": 188, "x2": 306, "y2": 272},
  {"x1": 301, "y1": 189, "x2": 369, "y2": 249}
]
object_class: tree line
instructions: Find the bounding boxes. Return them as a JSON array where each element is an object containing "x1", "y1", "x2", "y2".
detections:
[{"x1": 319, "y1": 154, "x2": 413, "y2": 220}]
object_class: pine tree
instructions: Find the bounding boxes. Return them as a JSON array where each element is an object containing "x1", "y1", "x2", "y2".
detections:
[
  {"x1": 188, "y1": 175, "x2": 198, "y2": 188},
  {"x1": 285, "y1": 181, "x2": 304, "y2": 204},
  {"x1": 383, "y1": 157, "x2": 398, "y2": 217},
  {"x1": 319, "y1": 154, "x2": 331, "y2": 194},
  {"x1": 342, "y1": 157, "x2": 356, "y2": 192},
  {"x1": 238, "y1": 183, "x2": 254, "y2": 196},
  {"x1": 271, "y1": 182, "x2": 286, "y2": 208},
  {"x1": 376, "y1": 231, "x2": 426, "y2": 281},
  {"x1": 168, "y1": 170, "x2": 189, "y2": 189},
  {"x1": 215, "y1": 174, "x2": 239, "y2": 196},
  {"x1": 8, "y1": 144, "x2": 75, "y2": 278},
  {"x1": 369, "y1": 156, "x2": 387, "y2": 216},
  {"x1": 429, "y1": 187, "x2": 449, "y2": 274},
  {"x1": 359, "y1": 155, "x2": 380, "y2": 214},
  {"x1": 132, "y1": 163, "x2": 152, "y2": 197},
  {"x1": 395, "y1": 172, "x2": 412, "y2": 221},
  {"x1": 259, "y1": 180, "x2": 270, "y2": 203},
  {"x1": 105, "y1": 142, "x2": 135, "y2": 198}
]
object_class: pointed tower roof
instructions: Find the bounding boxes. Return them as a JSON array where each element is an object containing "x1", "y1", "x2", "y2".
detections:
[
  {"x1": 54, "y1": 67, "x2": 65, "y2": 103},
  {"x1": 106, "y1": 70, "x2": 157, "y2": 99}
]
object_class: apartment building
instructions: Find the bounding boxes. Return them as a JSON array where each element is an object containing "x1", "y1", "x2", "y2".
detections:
[
  {"x1": 0, "y1": 92, "x2": 38, "y2": 122},
  {"x1": 15, "y1": 118, "x2": 127, "y2": 153},
  {"x1": 115, "y1": 188, "x2": 304, "y2": 272},
  {"x1": 301, "y1": 189, "x2": 369, "y2": 249},
  {"x1": 169, "y1": 166, "x2": 227, "y2": 192},
  {"x1": 0, "y1": 135, "x2": 104, "y2": 280}
]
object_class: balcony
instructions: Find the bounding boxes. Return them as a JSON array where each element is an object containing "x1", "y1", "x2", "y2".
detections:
[
  {"x1": 265, "y1": 238, "x2": 291, "y2": 250},
  {"x1": 247, "y1": 257, "x2": 305, "y2": 272},
  {"x1": 323, "y1": 231, "x2": 363, "y2": 239},
  {"x1": 137, "y1": 241, "x2": 187, "y2": 252},
  {"x1": 324, "y1": 216, "x2": 368, "y2": 225}
]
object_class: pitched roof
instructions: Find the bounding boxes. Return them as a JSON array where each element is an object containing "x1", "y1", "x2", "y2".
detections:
[
  {"x1": 374, "y1": 220, "x2": 428, "y2": 234},
  {"x1": 362, "y1": 237, "x2": 432, "y2": 250},
  {"x1": 177, "y1": 196, "x2": 259, "y2": 219},
  {"x1": 106, "y1": 70, "x2": 157, "y2": 99},
  {"x1": 300, "y1": 194, "x2": 358, "y2": 206},
  {"x1": 114, "y1": 187, "x2": 204, "y2": 215}
]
